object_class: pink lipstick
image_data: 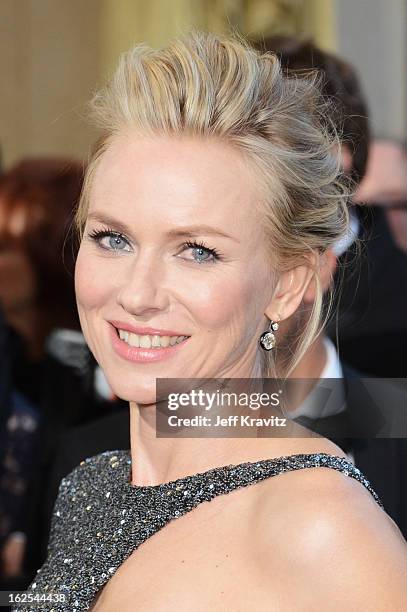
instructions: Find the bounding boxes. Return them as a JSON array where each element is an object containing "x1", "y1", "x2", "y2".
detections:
[{"x1": 108, "y1": 322, "x2": 190, "y2": 363}]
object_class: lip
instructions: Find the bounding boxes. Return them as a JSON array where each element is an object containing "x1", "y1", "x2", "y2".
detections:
[
  {"x1": 108, "y1": 323, "x2": 190, "y2": 363},
  {"x1": 109, "y1": 320, "x2": 189, "y2": 337}
]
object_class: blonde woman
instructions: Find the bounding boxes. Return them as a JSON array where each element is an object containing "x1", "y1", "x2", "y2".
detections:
[{"x1": 17, "y1": 32, "x2": 407, "y2": 611}]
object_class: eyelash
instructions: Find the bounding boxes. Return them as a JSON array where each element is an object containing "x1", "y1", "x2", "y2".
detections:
[
  {"x1": 181, "y1": 240, "x2": 222, "y2": 263},
  {"x1": 87, "y1": 228, "x2": 223, "y2": 264},
  {"x1": 88, "y1": 228, "x2": 130, "y2": 251}
]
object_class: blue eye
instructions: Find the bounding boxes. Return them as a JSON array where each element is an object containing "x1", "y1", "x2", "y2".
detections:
[
  {"x1": 88, "y1": 229, "x2": 131, "y2": 252},
  {"x1": 179, "y1": 241, "x2": 221, "y2": 264},
  {"x1": 107, "y1": 234, "x2": 129, "y2": 250},
  {"x1": 192, "y1": 246, "x2": 212, "y2": 262}
]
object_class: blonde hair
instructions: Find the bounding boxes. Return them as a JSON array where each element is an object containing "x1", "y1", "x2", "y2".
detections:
[{"x1": 75, "y1": 31, "x2": 350, "y2": 378}]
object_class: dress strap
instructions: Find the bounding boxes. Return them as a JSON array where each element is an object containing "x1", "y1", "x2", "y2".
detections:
[{"x1": 126, "y1": 452, "x2": 383, "y2": 521}]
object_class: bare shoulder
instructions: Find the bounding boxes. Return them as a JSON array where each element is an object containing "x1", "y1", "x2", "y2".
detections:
[{"x1": 252, "y1": 448, "x2": 407, "y2": 608}]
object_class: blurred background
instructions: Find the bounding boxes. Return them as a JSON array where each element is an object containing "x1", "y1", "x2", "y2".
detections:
[
  {"x1": 1, "y1": 0, "x2": 406, "y2": 166},
  {"x1": 0, "y1": 0, "x2": 407, "y2": 601}
]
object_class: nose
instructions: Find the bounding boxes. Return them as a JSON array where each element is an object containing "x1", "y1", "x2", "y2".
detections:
[{"x1": 116, "y1": 252, "x2": 170, "y2": 317}]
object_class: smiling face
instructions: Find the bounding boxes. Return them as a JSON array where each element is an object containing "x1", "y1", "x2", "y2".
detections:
[{"x1": 75, "y1": 133, "x2": 276, "y2": 403}]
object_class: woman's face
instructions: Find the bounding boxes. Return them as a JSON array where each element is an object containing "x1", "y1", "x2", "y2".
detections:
[{"x1": 75, "y1": 133, "x2": 275, "y2": 403}]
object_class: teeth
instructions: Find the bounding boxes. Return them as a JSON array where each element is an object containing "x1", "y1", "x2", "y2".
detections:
[
  {"x1": 128, "y1": 333, "x2": 140, "y2": 348},
  {"x1": 117, "y1": 330, "x2": 188, "y2": 348},
  {"x1": 139, "y1": 335, "x2": 151, "y2": 348},
  {"x1": 118, "y1": 329, "x2": 128, "y2": 342}
]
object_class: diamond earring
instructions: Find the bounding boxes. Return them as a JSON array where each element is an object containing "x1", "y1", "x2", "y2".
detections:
[{"x1": 259, "y1": 319, "x2": 279, "y2": 351}]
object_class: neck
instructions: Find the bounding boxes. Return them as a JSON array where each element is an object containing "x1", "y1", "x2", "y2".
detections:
[
  {"x1": 289, "y1": 335, "x2": 327, "y2": 379},
  {"x1": 128, "y1": 345, "x2": 331, "y2": 486},
  {"x1": 129, "y1": 405, "x2": 236, "y2": 485},
  {"x1": 129, "y1": 404, "x2": 304, "y2": 486},
  {"x1": 282, "y1": 335, "x2": 328, "y2": 415},
  {"x1": 129, "y1": 377, "x2": 315, "y2": 486}
]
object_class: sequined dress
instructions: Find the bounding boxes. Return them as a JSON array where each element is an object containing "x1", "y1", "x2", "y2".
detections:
[{"x1": 14, "y1": 450, "x2": 383, "y2": 611}]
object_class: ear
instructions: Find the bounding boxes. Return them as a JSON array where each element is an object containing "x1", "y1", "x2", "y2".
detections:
[
  {"x1": 265, "y1": 264, "x2": 315, "y2": 321},
  {"x1": 303, "y1": 250, "x2": 337, "y2": 304}
]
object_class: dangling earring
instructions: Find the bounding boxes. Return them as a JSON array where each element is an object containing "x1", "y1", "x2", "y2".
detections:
[{"x1": 259, "y1": 318, "x2": 279, "y2": 351}]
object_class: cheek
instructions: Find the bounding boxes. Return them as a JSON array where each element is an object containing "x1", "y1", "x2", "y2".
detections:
[
  {"x1": 75, "y1": 248, "x2": 112, "y2": 311},
  {"x1": 206, "y1": 264, "x2": 272, "y2": 348},
  {"x1": 74, "y1": 248, "x2": 115, "y2": 350},
  {"x1": 184, "y1": 269, "x2": 260, "y2": 335}
]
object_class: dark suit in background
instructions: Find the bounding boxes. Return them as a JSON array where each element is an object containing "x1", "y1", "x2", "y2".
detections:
[
  {"x1": 324, "y1": 204, "x2": 407, "y2": 538},
  {"x1": 327, "y1": 204, "x2": 407, "y2": 378}
]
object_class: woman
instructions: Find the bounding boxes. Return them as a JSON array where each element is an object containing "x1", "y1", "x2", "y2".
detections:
[{"x1": 17, "y1": 33, "x2": 407, "y2": 611}]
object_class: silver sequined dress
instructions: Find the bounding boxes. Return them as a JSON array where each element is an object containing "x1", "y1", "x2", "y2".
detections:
[{"x1": 14, "y1": 450, "x2": 383, "y2": 611}]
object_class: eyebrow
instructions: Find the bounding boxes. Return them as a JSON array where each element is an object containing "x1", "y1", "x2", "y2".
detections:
[{"x1": 86, "y1": 212, "x2": 240, "y2": 243}]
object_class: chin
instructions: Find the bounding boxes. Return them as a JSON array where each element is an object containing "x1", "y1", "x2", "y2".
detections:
[{"x1": 107, "y1": 374, "x2": 158, "y2": 405}]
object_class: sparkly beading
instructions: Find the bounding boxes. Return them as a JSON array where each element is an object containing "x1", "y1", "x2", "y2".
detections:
[{"x1": 14, "y1": 451, "x2": 383, "y2": 611}]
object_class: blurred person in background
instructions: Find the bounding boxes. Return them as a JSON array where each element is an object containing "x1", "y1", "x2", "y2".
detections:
[
  {"x1": 254, "y1": 36, "x2": 407, "y2": 377},
  {"x1": 0, "y1": 159, "x2": 104, "y2": 587},
  {"x1": 0, "y1": 308, "x2": 11, "y2": 442},
  {"x1": 0, "y1": 159, "x2": 84, "y2": 404},
  {"x1": 254, "y1": 36, "x2": 407, "y2": 537},
  {"x1": 346, "y1": 139, "x2": 407, "y2": 374},
  {"x1": 357, "y1": 140, "x2": 407, "y2": 210}
]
